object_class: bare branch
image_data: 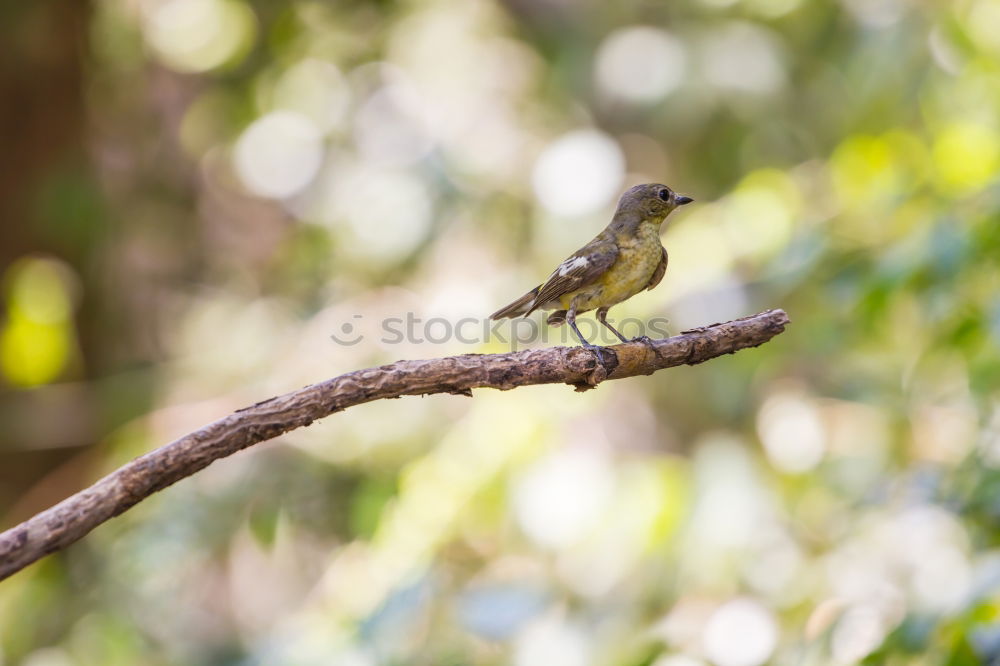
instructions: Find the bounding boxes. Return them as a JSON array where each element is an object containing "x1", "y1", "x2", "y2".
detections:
[{"x1": 0, "y1": 308, "x2": 789, "y2": 582}]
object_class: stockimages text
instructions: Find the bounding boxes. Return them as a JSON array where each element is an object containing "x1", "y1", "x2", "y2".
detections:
[{"x1": 330, "y1": 313, "x2": 672, "y2": 349}]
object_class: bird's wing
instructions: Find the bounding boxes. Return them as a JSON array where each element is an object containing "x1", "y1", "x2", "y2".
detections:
[
  {"x1": 645, "y1": 246, "x2": 668, "y2": 291},
  {"x1": 524, "y1": 237, "x2": 619, "y2": 315}
]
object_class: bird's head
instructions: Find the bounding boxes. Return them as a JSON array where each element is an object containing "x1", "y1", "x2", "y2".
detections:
[{"x1": 616, "y1": 183, "x2": 694, "y2": 223}]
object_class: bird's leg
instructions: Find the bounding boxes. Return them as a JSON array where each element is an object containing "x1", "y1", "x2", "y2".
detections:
[
  {"x1": 565, "y1": 306, "x2": 593, "y2": 347},
  {"x1": 567, "y1": 305, "x2": 614, "y2": 368},
  {"x1": 596, "y1": 307, "x2": 629, "y2": 344},
  {"x1": 597, "y1": 306, "x2": 657, "y2": 345}
]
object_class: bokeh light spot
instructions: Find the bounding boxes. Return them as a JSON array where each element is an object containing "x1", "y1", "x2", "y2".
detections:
[
  {"x1": 702, "y1": 599, "x2": 778, "y2": 666},
  {"x1": 830, "y1": 130, "x2": 929, "y2": 215},
  {"x1": 144, "y1": 0, "x2": 256, "y2": 73},
  {"x1": 595, "y1": 27, "x2": 687, "y2": 103},
  {"x1": 966, "y1": 0, "x2": 1000, "y2": 56},
  {"x1": 1, "y1": 257, "x2": 78, "y2": 388},
  {"x1": 354, "y1": 77, "x2": 434, "y2": 167},
  {"x1": 234, "y1": 111, "x2": 324, "y2": 199},
  {"x1": 1, "y1": 315, "x2": 73, "y2": 388},
  {"x1": 271, "y1": 59, "x2": 351, "y2": 133},
  {"x1": 514, "y1": 613, "x2": 590, "y2": 666},
  {"x1": 839, "y1": 0, "x2": 906, "y2": 28},
  {"x1": 700, "y1": 23, "x2": 785, "y2": 94},
  {"x1": 933, "y1": 122, "x2": 1000, "y2": 193},
  {"x1": 532, "y1": 130, "x2": 625, "y2": 217},
  {"x1": 6, "y1": 257, "x2": 75, "y2": 324},
  {"x1": 337, "y1": 168, "x2": 433, "y2": 263},
  {"x1": 721, "y1": 182, "x2": 795, "y2": 261},
  {"x1": 831, "y1": 605, "x2": 886, "y2": 663},
  {"x1": 757, "y1": 391, "x2": 826, "y2": 473},
  {"x1": 512, "y1": 448, "x2": 614, "y2": 549}
]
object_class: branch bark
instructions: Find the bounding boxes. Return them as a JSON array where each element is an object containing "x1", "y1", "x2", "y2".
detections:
[{"x1": 0, "y1": 308, "x2": 789, "y2": 582}]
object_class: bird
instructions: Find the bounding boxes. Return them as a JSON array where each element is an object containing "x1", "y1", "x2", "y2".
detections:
[{"x1": 490, "y1": 183, "x2": 693, "y2": 351}]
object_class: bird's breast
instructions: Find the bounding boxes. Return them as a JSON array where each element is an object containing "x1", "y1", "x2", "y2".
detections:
[
  {"x1": 562, "y1": 223, "x2": 663, "y2": 311},
  {"x1": 602, "y1": 226, "x2": 662, "y2": 296}
]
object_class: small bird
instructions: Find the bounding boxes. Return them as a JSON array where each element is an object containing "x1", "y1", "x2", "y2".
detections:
[{"x1": 490, "y1": 183, "x2": 693, "y2": 350}]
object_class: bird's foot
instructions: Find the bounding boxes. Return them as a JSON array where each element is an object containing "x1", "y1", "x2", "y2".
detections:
[
  {"x1": 631, "y1": 335, "x2": 661, "y2": 351},
  {"x1": 629, "y1": 335, "x2": 662, "y2": 360},
  {"x1": 582, "y1": 343, "x2": 616, "y2": 370}
]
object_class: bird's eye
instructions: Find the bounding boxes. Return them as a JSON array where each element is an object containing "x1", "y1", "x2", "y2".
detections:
[{"x1": 658, "y1": 189, "x2": 670, "y2": 202}]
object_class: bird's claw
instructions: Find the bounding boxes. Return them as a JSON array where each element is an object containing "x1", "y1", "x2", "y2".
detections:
[
  {"x1": 583, "y1": 344, "x2": 616, "y2": 370},
  {"x1": 630, "y1": 335, "x2": 660, "y2": 358}
]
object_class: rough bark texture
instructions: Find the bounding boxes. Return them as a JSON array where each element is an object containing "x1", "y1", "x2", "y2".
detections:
[{"x1": 0, "y1": 308, "x2": 789, "y2": 582}]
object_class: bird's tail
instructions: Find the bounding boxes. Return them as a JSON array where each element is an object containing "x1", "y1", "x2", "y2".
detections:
[{"x1": 489, "y1": 286, "x2": 540, "y2": 320}]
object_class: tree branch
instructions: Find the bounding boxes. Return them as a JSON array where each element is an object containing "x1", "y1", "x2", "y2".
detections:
[{"x1": 0, "y1": 308, "x2": 789, "y2": 582}]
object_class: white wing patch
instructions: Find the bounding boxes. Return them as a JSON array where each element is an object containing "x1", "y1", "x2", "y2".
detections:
[{"x1": 558, "y1": 256, "x2": 590, "y2": 276}]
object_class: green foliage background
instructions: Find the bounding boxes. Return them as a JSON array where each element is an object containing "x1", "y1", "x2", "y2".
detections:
[{"x1": 2, "y1": 0, "x2": 1000, "y2": 664}]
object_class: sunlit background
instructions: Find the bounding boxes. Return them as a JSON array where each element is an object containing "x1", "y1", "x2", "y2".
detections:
[{"x1": 2, "y1": 0, "x2": 1000, "y2": 664}]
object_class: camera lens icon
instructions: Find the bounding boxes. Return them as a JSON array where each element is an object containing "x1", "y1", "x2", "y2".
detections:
[{"x1": 330, "y1": 315, "x2": 364, "y2": 346}]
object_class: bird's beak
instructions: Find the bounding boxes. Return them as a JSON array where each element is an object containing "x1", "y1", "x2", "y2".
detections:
[{"x1": 675, "y1": 195, "x2": 694, "y2": 206}]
